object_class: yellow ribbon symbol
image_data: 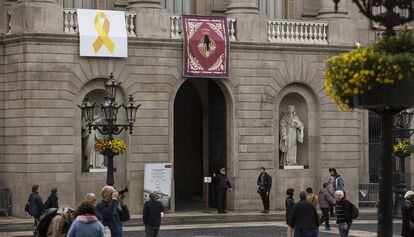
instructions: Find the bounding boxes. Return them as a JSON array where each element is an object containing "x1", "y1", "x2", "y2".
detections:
[{"x1": 93, "y1": 12, "x2": 115, "y2": 53}]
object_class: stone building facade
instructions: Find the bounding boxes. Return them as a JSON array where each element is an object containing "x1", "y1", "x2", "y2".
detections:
[{"x1": 0, "y1": 0, "x2": 395, "y2": 216}]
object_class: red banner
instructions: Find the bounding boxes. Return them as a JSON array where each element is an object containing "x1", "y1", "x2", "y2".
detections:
[{"x1": 182, "y1": 15, "x2": 229, "y2": 78}]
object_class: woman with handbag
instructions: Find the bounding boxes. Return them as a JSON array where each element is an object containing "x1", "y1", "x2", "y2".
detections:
[{"x1": 402, "y1": 190, "x2": 414, "y2": 237}]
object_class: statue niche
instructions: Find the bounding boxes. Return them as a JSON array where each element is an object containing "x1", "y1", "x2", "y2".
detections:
[{"x1": 279, "y1": 105, "x2": 304, "y2": 167}]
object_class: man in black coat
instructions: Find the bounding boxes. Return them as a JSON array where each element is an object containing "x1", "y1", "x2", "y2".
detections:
[
  {"x1": 213, "y1": 167, "x2": 232, "y2": 214},
  {"x1": 43, "y1": 187, "x2": 59, "y2": 210},
  {"x1": 143, "y1": 192, "x2": 165, "y2": 237},
  {"x1": 402, "y1": 190, "x2": 414, "y2": 237},
  {"x1": 257, "y1": 167, "x2": 272, "y2": 214},
  {"x1": 290, "y1": 191, "x2": 319, "y2": 237},
  {"x1": 334, "y1": 190, "x2": 353, "y2": 237}
]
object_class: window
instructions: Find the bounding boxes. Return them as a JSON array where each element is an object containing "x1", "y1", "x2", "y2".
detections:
[
  {"x1": 60, "y1": 0, "x2": 95, "y2": 9},
  {"x1": 164, "y1": 0, "x2": 193, "y2": 15},
  {"x1": 257, "y1": 0, "x2": 288, "y2": 19}
]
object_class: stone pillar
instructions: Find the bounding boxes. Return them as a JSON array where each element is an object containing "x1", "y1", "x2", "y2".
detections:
[
  {"x1": 317, "y1": 0, "x2": 356, "y2": 46},
  {"x1": 127, "y1": 0, "x2": 169, "y2": 38},
  {"x1": 226, "y1": 0, "x2": 267, "y2": 42},
  {"x1": 11, "y1": 0, "x2": 62, "y2": 34}
]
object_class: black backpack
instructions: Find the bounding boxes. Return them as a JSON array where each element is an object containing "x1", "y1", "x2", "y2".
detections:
[
  {"x1": 351, "y1": 202, "x2": 359, "y2": 219},
  {"x1": 36, "y1": 208, "x2": 58, "y2": 237}
]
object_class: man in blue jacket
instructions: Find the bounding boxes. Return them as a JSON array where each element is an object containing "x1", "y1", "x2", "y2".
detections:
[{"x1": 96, "y1": 186, "x2": 130, "y2": 237}]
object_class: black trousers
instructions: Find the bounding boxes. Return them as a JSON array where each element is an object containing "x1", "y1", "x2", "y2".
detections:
[
  {"x1": 319, "y1": 208, "x2": 330, "y2": 227},
  {"x1": 260, "y1": 192, "x2": 269, "y2": 210},
  {"x1": 217, "y1": 188, "x2": 227, "y2": 213},
  {"x1": 145, "y1": 225, "x2": 160, "y2": 237}
]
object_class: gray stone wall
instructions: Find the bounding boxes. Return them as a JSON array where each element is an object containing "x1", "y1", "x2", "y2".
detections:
[
  {"x1": 0, "y1": 32, "x2": 362, "y2": 216},
  {"x1": 0, "y1": 42, "x2": 4, "y2": 187}
]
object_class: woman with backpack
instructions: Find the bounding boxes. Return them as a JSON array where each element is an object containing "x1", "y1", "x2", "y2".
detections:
[
  {"x1": 26, "y1": 184, "x2": 44, "y2": 235},
  {"x1": 285, "y1": 188, "x2": 295, "y2": 237},
  {"x1": 44, "y1": 188, "x2": 59, "y2": 210},
  {"x1": 46, "y1": 207, "x2": 75, "y2": 237},
  {"x1": 67, "y1": 201, "x2": 105, "y2": 237}
]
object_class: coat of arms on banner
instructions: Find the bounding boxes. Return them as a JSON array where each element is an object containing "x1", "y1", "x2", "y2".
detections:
[
  {"x1": 77, "y1": 9, "x2": 128, "y2": 58},
  {"x1": 182, "y1": 15, "x2": 229, "y2": 78}
]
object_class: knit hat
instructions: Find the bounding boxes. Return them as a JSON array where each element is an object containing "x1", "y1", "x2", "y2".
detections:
[{"x1": 404, "y1": 190, "x2": 414, "y2": 199}]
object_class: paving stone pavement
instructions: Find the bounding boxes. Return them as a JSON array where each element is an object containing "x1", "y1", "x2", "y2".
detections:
[{"x1": 0, "y1": 209, "x2": 403, "y2": 237}]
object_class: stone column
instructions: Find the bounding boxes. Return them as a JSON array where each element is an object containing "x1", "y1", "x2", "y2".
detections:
[
  {"x1": 226, "y1": 0, "x2": 267, "y2": 42},
  {"x1": 11, "y1": 0, "x2": 62, "y2": 34},
  {"x1": 317, "y1": 0, "x2": 356, "y2": 46},
  {"x1": 127, "y1": 0, "x2": 169, "y2": 38}
]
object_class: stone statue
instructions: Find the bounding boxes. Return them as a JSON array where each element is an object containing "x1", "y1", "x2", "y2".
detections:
[
  {"x1": 82, "y1": 115, "x2": 105, "y2": 169},
  {"x1": 280, "y1": 106, "x2": 304, "y2": 166}
]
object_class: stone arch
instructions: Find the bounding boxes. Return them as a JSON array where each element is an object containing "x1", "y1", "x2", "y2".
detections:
[
  {"x1": 168, "y1": 77, "x2": 237, "y2": 211},
  {"x1": 273, "y1": 82, "x2": 320, "y2": 208},
  {"x1": 74, "y1": 77, "x2": 129, "y2": 206}
]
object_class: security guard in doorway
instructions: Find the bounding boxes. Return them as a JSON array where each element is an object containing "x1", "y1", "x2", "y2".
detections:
[{"x1": 213, "y1": 167, "x2": 232, "y2": 214}]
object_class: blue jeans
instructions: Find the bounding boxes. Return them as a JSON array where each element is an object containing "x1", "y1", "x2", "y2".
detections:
[
  {"x1": 338, "y1": 223, "x2": 351, "y2": 237},
  {"x1": 293, "y1": 228, "x2": 318, "y2": 237}
]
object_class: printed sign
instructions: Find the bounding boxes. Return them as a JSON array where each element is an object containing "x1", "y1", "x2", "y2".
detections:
[
  {"x1": 204, "y1": 177, "x2": 212, "y2": 183},
  {"x1": 143, "y1": 163, "x2": 173, "y2": 208},
  {"x1": 77, "y1": 9, "x2": 128, "y2": 57}
]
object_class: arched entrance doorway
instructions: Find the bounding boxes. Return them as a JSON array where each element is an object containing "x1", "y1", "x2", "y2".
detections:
[{"x1": 174, "y1": 79, "x2": 227, "y2": 211}]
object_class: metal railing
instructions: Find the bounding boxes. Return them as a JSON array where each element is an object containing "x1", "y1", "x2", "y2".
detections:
[
  {"x1": 359, "y1": 183, "x2": 379, "y2": 207},
  {"x1": 267, "y1": 19, "x2": 328, "y2": 45},
  {"x1": 170, "y1": 16, "x2": 237, "y2": 41},
  {"x1": 63, "y1": 9, "x2": 136, "y2": 37},
  {"x1": 0, "y1": 188, "x2": 11, "y2": 216}
]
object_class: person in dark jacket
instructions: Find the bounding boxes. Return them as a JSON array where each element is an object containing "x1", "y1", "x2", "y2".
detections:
[
  {"x1": 257, "y1": 167, "x2": 272, "y2": 214},
  {"x1": 285, "y1": 188, "x2": 295, "y2": 237},
  {"x1": 44, "y1": 187, "x2": 59, "y2": 210},
  {"x1": 319, "y1": 183, "x2": 336, "y2": 231},
  {"x1": 213, "y1": 167, "x2": 232, "y2": 214},
  {"x1": 143, "y1": 192, "x2": 165, "y2": 237},
  {"x1": 334, "y1": 190, "x2": 353, "y2": 237},
  {"x1": 290, "y1": 191, "x2": 319, "y2": 237},
  {"x1": 26, "y1": 184, "x2": 44, "y2": 235},
  {"x1": 96, "y1": 186, "x2": 130, "y2": 237},
  {"x1": 402, "y1": 190, "x2": 414, "y2": 237}
]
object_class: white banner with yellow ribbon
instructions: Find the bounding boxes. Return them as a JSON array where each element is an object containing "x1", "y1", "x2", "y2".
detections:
[{"x1": 78, "y1": 9, "x2": 127, "y2": 57}]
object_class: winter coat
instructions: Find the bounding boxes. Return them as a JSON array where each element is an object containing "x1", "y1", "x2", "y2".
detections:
[
  {"x1": 336, "y1": 176, "x2": 345, "y2": 191},
  {"x1": 290, "y1": 199, "x2": 319, "y2": 229},
  {"x1": 214, "y1": 174, "x2": 232, "y2": 190},
  {"x1": 306, "y1": 193, "x2": 319, "y2": 209},
  {"x1": 318, "y1": 188, "x2": 335, "y2": 209},
  {"x1": 46, "y1": 207, "x2": 73, "y2": 237},
  {"x1": 28, "y1": 192, "x2": 43, "y2": 217},
  {"x1": 257, "y1": 173, "x2": 272, "y2": 194},
  {"x1": 44, "y1": 195, "x2": 59, "y2": 210},
  {"x1": 96, "y1": 199, "x2": 130, "y2": 237},
  {"x1": 143, "y1": 199, "x2": 165, "y2": 227},
  {"x1": 327, "y1": 176, "x2": 336, "y2": 195},
  {"x1": 285, "y1": 196, "x2": 295, "y2": 226},
  {"x1": 401, "y1": 202, "x2": 414, "y2": 237},
  {"x1": 336, "y1": 197, "x2": 353, "y2": 225},
  {"x1": 67, "y1": 214, "x2": 104, "y2": 237}
]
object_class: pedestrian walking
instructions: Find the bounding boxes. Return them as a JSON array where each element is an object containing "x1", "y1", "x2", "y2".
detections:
[
  {"x1": 334, "y1": 171, "x2": 345, "y2": 195},
  {"x1": 46, "y1": 206, "x2": 75, "y2": 237},
  {"x1": 143, "y1": 192, "x2": 165, "y2": 237},
  {"x1": 257, "y1": 167, "x2": 272, "y2": 214},
  {"x1": 402, "y1": 190, "x2": 414, "y2": 237},
  {"x1": 318, "y1": 183, "x2": 336, "y2": 231},
  {"x1": 213, "y1": 167, "x2": 232, "y2": 214},
  {"x1": 327, "y1": 168, "x2": 337, "y2": 216},
  {"x1": 305, "y1": 187, "x2": 318, "y2": 209},
  {"x1": 67, "y1": 202, "x2": 105, "y2": 237},
  {"x1": 335, "y1": 190, "x2": 355, "y2": 237},
  {"x1": 96, "y1": 186, "x2": 130, "y2": 237},
  {"x1": 290, "y1": 191, "x2": 319, "y2": 237},
  {"x1": 44, "y1": 187, "x2": 59, "y2": 210},
  {"x1": 25, "y1": 184, "x2": 44, "y2": 235},
  {"x1": 285, "y1": 188, "x2": 295, "y2": 237}
]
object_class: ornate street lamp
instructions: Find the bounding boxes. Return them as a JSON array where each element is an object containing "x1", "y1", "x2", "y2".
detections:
[
  {"x1": 79, "y1": 74, "x2": 141, "y2": 186},
  {"x1": 331, "y1": 1, "x2": 414, "y2": 236}
]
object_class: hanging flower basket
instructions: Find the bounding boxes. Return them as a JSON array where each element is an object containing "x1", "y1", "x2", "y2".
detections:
[
  {"x1": 393, "y1": 139, "x2": 414, "y2": 158},
  {"x1": 95, "y1": 137, "x2": 127, "y2": 156},
  {"x1": 324, "y1": 33, "x2": 414, "y2": 112}
]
